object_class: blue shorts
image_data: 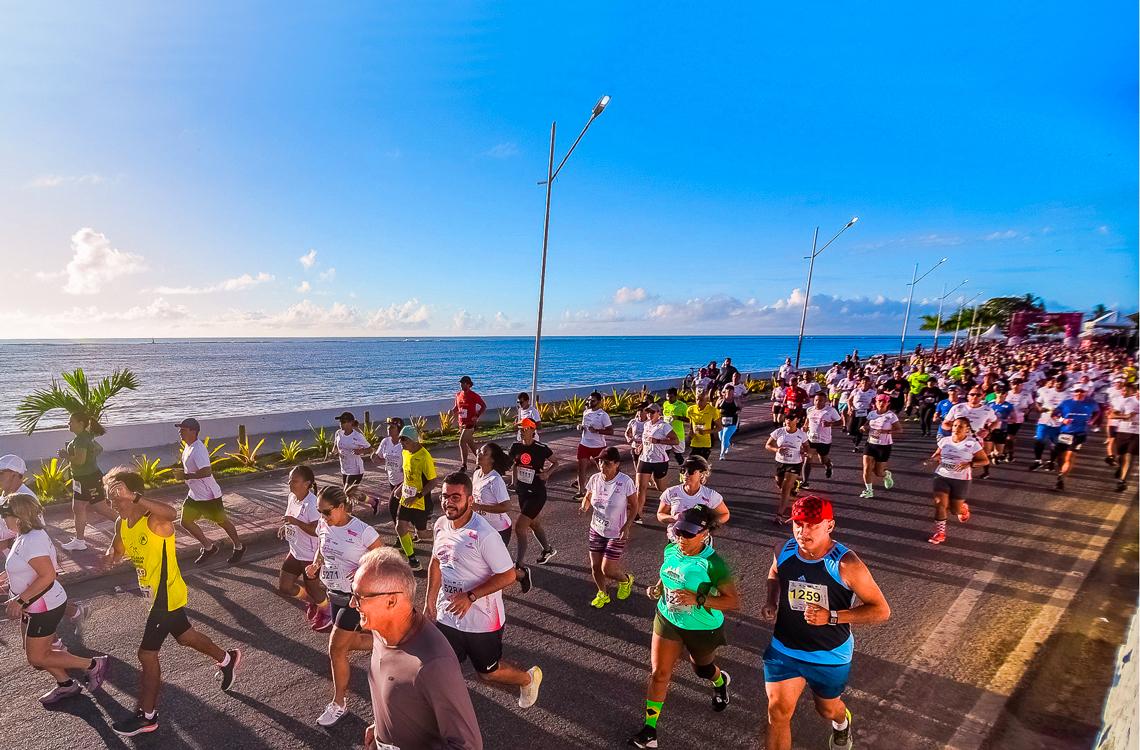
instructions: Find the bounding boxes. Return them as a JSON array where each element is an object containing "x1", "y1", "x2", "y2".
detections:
[
  {"x1": 762, "y1": 644, "x2": 851, "y2": 699},
  {"x1": 1035, "y1": 425, "x2": 1060, "y2": 443}
]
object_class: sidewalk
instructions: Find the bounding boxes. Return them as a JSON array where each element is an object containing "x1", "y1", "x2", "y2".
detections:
[{"x1": 45, "y1": 400, "x2": 772, "y2": 586}]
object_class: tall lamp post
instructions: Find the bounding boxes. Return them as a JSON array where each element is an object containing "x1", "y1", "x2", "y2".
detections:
[
  {"x1": 530, "y1": 95, "x2": 610, "y2": 403},
  {"x1": 932, "y1": 279, "x2": 968, "y2": 352},
  {"x1": 953, "y1": 291, "x2": 983, "y2": 348},
  {"x1": 899, "y1": 257, "x2": 948, "y2": 358},
  {"x1": 793, "y1": 217, "x2": 859, "y2": 368}
]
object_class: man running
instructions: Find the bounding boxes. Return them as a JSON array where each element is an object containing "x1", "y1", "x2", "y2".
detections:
[
  {"x1": 574, "y1": 392, "x2": 614, "y2": 498},
  {"x1": 662, "y1": 388, "x2": 689, "y2": 468},
  {"x1": 174, "y1": 418, "x2": 244, "y2": 564},
  {"x1": 427, "y1": 472, "x2": 543, "y2": 708},
  {"x1": 101, "y1": 468, "x2": 240, "y2": 736},
  {"x1": 1111, "y1": 382, "x2": 1139, "y2": 492},
  {"x1": 685, "y1": 389, "x2": 719, "y2": 461},
  {"x1": 761, "y1": 496, "x2": 891, "y2": 750},
  {"x1": 1029, "y1": 374, "x2": 1068, "y2": 471},
  {"x1": 635, "y1": 403, "x2": 678, "y2": 522},
  {"x1": 846, "y1": 376, "x2": 876, "y2": 450},
  {"x1": 514, "y1": 392, "x2": 541, "y2": 440},
  {"x1": 802, "y1": 392, "x2": 842, "y2": 489},
  {"x1": 396, "y1": 425, "x2": 437, "y2": 571},
  {"x1": 372, "y1": 417, "x2": 405, "y2": 524},
  {"x1": 1052, "y1": 383, "x2": 1099, "y2": 491},
  {"x1": 452, "y1": 376, "x2": 486, "y2": 473}
]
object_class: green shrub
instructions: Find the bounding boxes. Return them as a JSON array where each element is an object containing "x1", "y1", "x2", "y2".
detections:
[
  {"x1": 308, "y1": 423, "x2": 333, "y2": 459},
  {"x1": 279, "y1": 439, "x2": 306, "y2": 463},
  {"x1": 32, "y1": 458, "x2": 71, "y2": 502},
  {"x1": 226, "y1": 437, "x2": 265, "y2": 469},
  {"x1": 134, "y1": 455, "x2": 173, "y2": 488}
]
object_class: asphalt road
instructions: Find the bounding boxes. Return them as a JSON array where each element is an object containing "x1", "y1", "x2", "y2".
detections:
[{"x1": 1, "y1": 418, "x2": 1133, "y2": 750}]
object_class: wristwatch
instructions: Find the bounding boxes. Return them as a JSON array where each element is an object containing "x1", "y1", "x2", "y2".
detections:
[
  {"x1": 16, "y1": 598, "x2": 28, "y2": 609},
  {"x1": 466, "y1": 591, "x2": 477, "y2": 603},
  {"x1": 828, "y1": 610, "x2": 839, "y2": 625}
]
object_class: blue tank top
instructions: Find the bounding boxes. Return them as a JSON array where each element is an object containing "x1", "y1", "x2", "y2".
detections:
[{"x1": 771, "y1": 537, "x2": 855, "y2": 665}]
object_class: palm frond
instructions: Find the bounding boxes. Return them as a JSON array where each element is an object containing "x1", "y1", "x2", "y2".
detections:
[
  {"x1": 87, "y1": 369, "x2": 141, "y2": 418},
  {"x1": 60, "y1": 369, "x2": 92, "y2": 406},
  {"x1": 15, "y1": 380, "x2": 84, "y2": 434}
]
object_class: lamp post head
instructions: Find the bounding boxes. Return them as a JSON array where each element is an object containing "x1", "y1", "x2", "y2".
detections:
[
  {"x1": 846, "y1": 217, "x2": 859, "y2": 228},
  {"x1": 593, "y1": 95, "x2": 611, "y2": 117},
  {"x1": 939, "y1": 257, "x2": 948, "y2": 263}
]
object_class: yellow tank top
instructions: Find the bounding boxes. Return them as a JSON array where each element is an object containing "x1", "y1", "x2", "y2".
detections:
[{"x1": 119, "y1": 514, "x2": 188, "y2": 611}]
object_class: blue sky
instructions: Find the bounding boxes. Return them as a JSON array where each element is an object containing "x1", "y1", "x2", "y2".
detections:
[{"x1": 1, "y1": 2, "x2": 1135, "y2": 338}]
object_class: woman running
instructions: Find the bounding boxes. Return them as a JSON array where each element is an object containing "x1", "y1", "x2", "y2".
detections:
[
  {"x1": 924, "y1": 417, "x2": 989, "y2": 545},
  {"x1": 473, "y1": 443, "x2": 533, "y2": 592},
  {"x1": 580, "y1": 446, "x2": 638, "y2": 608},
  {"x1": 306, "y1": 485, "x2": 383, "y2": 727},
  {"x1": 4, "y1": 494, "x2": 109, "y2": 704},
  {"x1": 629, "y1": 505, "x2": 739, "y2": 749},
  {"x1": 766, "y1": 412, "x2": 810, "y2": 524},
  {"x1": 717, "y1": 384, "x2": 741, "y2": 460},
  {"x1": 657, "y1": 456, "x2": 730, "y2": 542},
  {"x1": 509, "y1": 419, "x2": 560, "y2": 566},
  {"x1": 372, "y1": 417, "x2": 404, "y2": 522},
  {"x1": 859, "y1": 394, "x2": 902, "y2": 499},
  {"x1": 333, "y1": 412, "x2": 370, "y2": 490},
  {"x1": 59, "y1": 410, "x2": 116, "y2": 552},
  {"x1": 847, "y1": 376, "x2": 876, "y2": 450},
  {"x1": 276, "y1": 466, "x2": 330, "y2": 631}
]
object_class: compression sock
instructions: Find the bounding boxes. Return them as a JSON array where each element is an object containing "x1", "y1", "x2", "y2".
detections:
[
  {"x1": 865, "y1": 482, "x2": 873, "y2": 492},
  {"x1": 399, "y1": 533, "x2": 415, "y2": 557},
  {"x1": 645, "y1": 700, "x2": 664, "y2": 729},
  {"x1": 292, "y1": 586, "x2": 309, "y2": 601},
  {"x1": 317, "y1": 598, "x2": 329, "y2": 608}
]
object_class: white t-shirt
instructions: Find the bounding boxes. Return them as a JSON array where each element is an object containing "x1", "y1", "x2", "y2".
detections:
[
  {"x1": 806, "y1": 405, "x2": 842, "y2": 444},
  {"x1": 182, "y1": 440, "x2": 223, "y2": 501},
  {"x1": 850, "y1": 388, "x2": 876, "y2": 417},
  {"x1": 1035, "y1": 387, "x2": 1066, "y2": 426},
  {"x1": 865, "y1": 410, "x2": 900, "y2": 445},
  {"x1": 6, "y1": 529, "x2": 67, "y2": 613},
  {"x1": 335, "y1": 428, "x2": 370, "y2": 476},
  {"x1": 803, "y1": 381, "x2": 822, "y2": 397},
  {"x1": 936, "y1": 436, "x2": 983, "y2": 480},
  {"x1": 284, "y1": 491, "x2": 320, "y2": 561},
  {"x1": 585, "y1": 471, "x2": 637, "y2": 538},
  {"x1": 579, "y1": 408, "x2": 613, "y2": 449},
  {"x1": 317, "y1": 516, "x2": 380, "y2": 594},
  {"x1": 515, "y1": 405, "x2": 540, "y2": 440},
  {"x1": 695, "y1": 376, "x2": 714, "y2": 393},
  {"x1": 1006, "y1": 390, "x2": 1032, "y2": 423},
  {"x1": 659, "y1": 484, "x2": 724, "y2": 541},
  {"x1": 432, "y1": 513, "x2": 515, "y2": 634},
  {"x1": 472, "y1": 469, "x2": 512, "y2": 532},
  {"x1": 1106, "y1": 388, "x2": 1127, "y2": 429},
  {"x1": 1115, "y1": 396, "x2": 1139, "y2": 434},
  {"x1": 374, "y1": 437, "x2": 404, "y2": 486},
  {"x1": 625, "y1": 417, "x2": 646, "y2": 452},
  {"x1": 640, "y1": 420, "x2": 674, "y2": 463},
  {"x1": 944, "y1": 403, "x2": 997, "y2": 433},
  {"x1": 733, "y1": 384, "x2": 747, "y2": 402},
  {"x1": 771, "y1": 427, "x2": 809, "y2": 464}
]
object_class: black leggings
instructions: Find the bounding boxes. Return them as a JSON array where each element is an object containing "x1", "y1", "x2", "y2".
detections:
[{"x1": 919, "y1": 404, "x2": 936, "y2": 436}]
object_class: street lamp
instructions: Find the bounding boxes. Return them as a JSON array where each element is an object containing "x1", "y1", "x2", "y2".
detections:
[
  {"x1": 953, "y1": 291, "x2": 983, "y2": 347},
  {"x1": 899, "y1": 257, "x2": 948, "y2": 358},
  {"x1": 793, "y1": 216, "x2": 859, "y2": 368},
  {"x1": 530, "y1": 95, "x2": 610, "y2": 402},
  {"x1": 932, "y1": 279, "x2": 968, "y2": 352}
]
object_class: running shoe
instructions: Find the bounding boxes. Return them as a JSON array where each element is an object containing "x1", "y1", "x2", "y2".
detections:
[
  {"x1": 216, "y1": 649, "x2": 241, "y2": 691},
  {"x1": 957, "y1": 503, "x2": 971, "y2": 523},
  {"x1": 85, "y1": 655, "x2": 109, "y2": 692},
  {"x1": 882, "y1": 470, "x2": 894, "y2": 490},
  {"x1": 829, "y1": 708, "x2": 853, "y2": 748},
  {"x1": 305, "y1": 601, "x2": 319, "y2": 623},
  {"x1": 228, "y1": 545, "x2": 245, "y2": 565},
  {"x1": 978, "y1": 469, "x2": 990, "y2": 480},
  {"x1": 928, "y1": 529, "x2": 947, "y2": 545},
  {"x1": 112, "y1": 710, "x2": 158, "y2": 737},
  {"x1": 518, "y1": 666, "x2": 543, "y2": 708},
  {"x1": 194, "y1": 545, "x2": 220, "y2": 565},
  {"x1": 712, "y1": 670, "x2": 731, "y2": 712},
  {"x1": 858, "y1": 488, "x2": 874, "y2": 499},
  {"x1": 411, "y1": 531, "x2": 421, "y2": 543},
  {"x1": 311, "y1": 607, "x2": 334, "y2": 632},
  {"x1": 616, "y1": 574, "x2": 635, "y2": 600},
  {"x1": 1055, "y1": 476, "x2": 1065, "y2": 491},
  {"x1": 316, "y1": 700, "x2": 348, "y2": 727},
  {"x1": 590, "y1": 591, "x2": 611, "y2": 609},
  {"x1": 518, "y1": 565, "x2": 533, "y2": 594},
  {"x1": 633, "y1": 515, "x2": 644, "y2": 526},
  {"x1": 1117, "y1": 480, "x2": 1127, "y2": 493},
  {"x1": 799, "y1": 481, "x2": 812, "y2": 490},
  {"x1": 825, "y1": 464, "x2": 833, "y2": 479},
  {"x1": 60, "y1": 537, "x2": 88, "y2": 551},
  {"x1": 39, "y1": 681, "x2": 81, "y2": 705},
  {"x1": 1028, "y1": 460, "x2": 1042, "y2": 471},
  {"x1": 1105, "y1": 455, "x2": 1117, "y2": 466},
  {"x1": 407, "y1": 556, "x2": 422, "y2": 571},
  {"x1": 536, "y1": 548, "x2": 558, "y2": 565},
  {"x1": 70, "y1": 601, "x2": 90, "y2": 635},
  {"x1": 628, "y1": 725, "x2": 658, "y2": 748}
]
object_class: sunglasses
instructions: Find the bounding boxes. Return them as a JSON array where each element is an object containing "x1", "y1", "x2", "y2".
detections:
[
  {"x1": 674, "y1": 527, "x2": 704, "y2": 539},
  {"x1": 318, "y1": 506, "x2": 340, "y2": 516},
  {"x1": 0, "y1": 503, "x2": 14, "y2": 519},
  {"x1": 349, "y1": 590, "x2": 403, "y2": 607}
]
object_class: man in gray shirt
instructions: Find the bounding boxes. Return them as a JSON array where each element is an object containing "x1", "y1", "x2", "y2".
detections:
[{"x1": 355, "y1": 547, "x2": 482, "y2": 750}]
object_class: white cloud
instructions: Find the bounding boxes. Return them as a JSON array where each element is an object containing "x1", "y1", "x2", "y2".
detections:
[
  {"x1": 484, "y1": 142, "x2": 519, "y2": 159},
  {"x1": 613, "y1": 286, "x2": 650, "y2": 304},
  {"x1": 27, "y1": 174, "x2": 105, "y2": 189},
  {"x1": 318, "y1": 267, "x2": 337, "y2": 282},
  {"x1": 367, "y1": 299, "x2": 431, "y2": 330},
  {"x1": 1097, "y1": 225, "x2": 1110, "y2": 235},
  {"x1": 0, "y1": 297, "x2": 189, "y2": 328},
  {"x1": 299, "y1": 249, "x2": 318, "y2": 269},
  {"x1": 296, "y1": 281, "x2": 311, "y2": 293},
  {"x1": 62, "y1": 228, "x2": 146, "y2": 295},
  {"x1": 453, "y1": 310, "x2": 481, "y2": 330},
  {"x1": 256, "y1": 300, "x2": 360, "y2": 328},
  {"x1": 984, "y1": 230, "x2": 1020, "y2": 241},
  {"x1": 154, "y1": 272, "x2": 274, "y2": 295}
]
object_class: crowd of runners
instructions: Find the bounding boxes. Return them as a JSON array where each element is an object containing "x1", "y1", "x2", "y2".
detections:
[{"x1": 0, "y1": 342, "x2": 1136, "y2": 748}]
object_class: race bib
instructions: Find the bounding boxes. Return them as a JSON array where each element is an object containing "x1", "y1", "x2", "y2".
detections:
[
  {"x1": 284, "y1": 525, "x2": 297, "y2": 541},
  {"x1": 517, "y1": 467, "x2": 536, "y2": 484},
  {"x1": 385, "y1": 458, "x2": 401, "y2": 477},
  {"x1": 722, "y1": 416, "x2": 735, "y2": 426},
  {"x1": 1058, "y1": 433, "x2": 1074, "y2": 445},
  {"x1": 868, "y1": 429, "x2": 882, "y2": 445},
  {"x1": 401, "y1": 483, "x2": 418, "y2": 499},
  {"x1": 855, "y1": 408, "x2": 868, "y2": 417},
  {"x1": 778, "y1": 446, "x2": 798, "y2": 462},
  {"x1": 664, "y1": 588, "x2": 692, "y2": 615},
  {"x1": 320, "y1": 563, "x2": 341, "y2": 587},
  {"x1": 590, "y1": 509, "x2": 610, "y2": 535},
  {"x1": 788, "y1": 580, "x2": 829, "y2": 612}
]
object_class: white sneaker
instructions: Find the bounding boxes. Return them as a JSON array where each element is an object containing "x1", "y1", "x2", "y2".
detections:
[
  {"x1": 70, "y1": 601, "x2": 90, "y2": 635},
  {"x1": 316, "y1": 700, "x2": 348, "y2": 727},
  {"x1": 858, "y1": 488, "x2": 874, "y2": 499},
  {"x1": 882, "y1": 470, "x2": 895, "y2": 490},
  {"x1": 61, "y1": 538, "x2": 88, "y2": 551},
  {"x1": 518, "y1": 665, "x2": 543, "y2": 708}
]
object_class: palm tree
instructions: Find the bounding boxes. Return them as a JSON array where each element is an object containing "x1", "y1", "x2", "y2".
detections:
[
  {"x1": 16, "y1": 368, "x2": 140, "y2": 435},
  {"x1": 1090, "y1": 303, "x2": 1110, "y2": 320}
]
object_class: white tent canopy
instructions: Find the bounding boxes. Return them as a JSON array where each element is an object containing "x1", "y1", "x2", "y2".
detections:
[{"x1": 977, "y1": 324, "x2": 1004, "y2": 341}]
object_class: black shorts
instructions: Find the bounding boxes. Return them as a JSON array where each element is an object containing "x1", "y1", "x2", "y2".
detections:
[
  {"x1": 638, "y1": 461, "x2": 669, "y2": 480},
  {"x1": 1054, "y1": 433, "x2": 1086, "y2": 453},
  {"x1": 498, "y1": 528, "x2": 513, "y2": 547},
  {"x1": 141, "y1": 605, "x2": 192, "y2": 651},
  {"x1": 1006, "y1": 423, "x2": 1023, "y2": 436},
  {"x1": 517, "y1": 485, "x2": 548, "y2": 520},
  {"x1": 24, "y1": 603, "x2": 67, "y2": 639},
  {"x1": 281, "y1": 553, "x2": 308, "y2": 577},
  {"x1": 1114, "y1": 432, "x2": 1139, "y2": 456},
  {"x1": 73, "y1": 473, "x2": 106, "y2": 504},
  {"x1": 388, "y1": 491, "x2": 401, "y2": 525},
  {"x1": 329, "y1": 591, "x2": 361, "y2": 631},
  {"x1": 396, "y1": 502, "x2": 430, "y2": 530},
  {"x1": 808, "y1": 441, "x2": 832, "y2": 457},
  {"x1": 689, "y1": 447, "x2": 712, "y2": 460},
  {"x1": 1107, "y1": 426, "x2": 1118, "y2": 438},
  {"x1": 932, "y1": 475, "x2": 970, "y2": 501},
  {"x1": 864, "y1": 443, "x2": 892, "y2": 463},
  {"x1": 989, "y1": 429, "x2": 1007, "y2": 445},
  {"x1": 437, "y1": 622, "x2": 504, "y2": 673},
  {"x1": 342, "y1": 473, "x2": 363, "y2": 489},
  {"x1": 652, "y1": 613, "x2": 726, "y2": 662},
  {"x1": 775, "y1": 462, "x2": 802, "y2": 481}
]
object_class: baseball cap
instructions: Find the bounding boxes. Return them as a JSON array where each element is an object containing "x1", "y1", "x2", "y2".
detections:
[
  {"x1": 790, "y1": 495, "x2": 834, "y2": 524},
  {"x1": 1072, "y1": 383, "x2": 1088, "y2": 392},
  {"x1": 518, "y1": 418, "x2": 538, "y2": 430},
  {"x1": 874, "y1": 393, "x2": 891, "y2": 402},
  {"x1": 672, "y1": 506, "x2": 713, "y2": 538},
  {"x1": 946, "y1": 383, "x2": 961, "y2": 391},
  {"x1": 175, "y1": 418, "x2": 201, "y2": 431},
  {"x1": 398, "y1": 425, "x2": 420, "y2": 442},
  {"x1": 335, "y1": 411, "x2": 356, "y2": 422},
  {"x1": 645, "y1": 402, "x2": 662, "y2": 413},
  {"x1": 0, "y1": 454, "x2": 27, "y2": 475}
]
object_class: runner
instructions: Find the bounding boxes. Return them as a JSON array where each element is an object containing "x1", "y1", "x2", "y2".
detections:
[
  {"x1": 574, "y1": 392, "x2": 614, "y2": 499},
  {"x1": 662, "y1": 388, "x2": 689, "y2": 468},
  {"x1": 941, "y1": 387, "x2": 998, "y2": 479},
  {"x1": 580, "y1": 447, "x2": 638, "y2": 608},
  {"x1": 657, "y1": 456, "x2": 730, "y2": 541},
  {"x1": 58, "y1": 410, "x2": 116, "y2": 552},
  {"x1": 1104, "y1": 376, "x2": 1127, "y2": 467},
  {"x1": 846, "y1": 376, "x2": 876, "y2": 450},
  {"x1": 276, "y1": 465, "x2": 331, "y2": 631},
  {"x1": 174, "y1": 418, "x2": 244, "y2": 565},
  {"x1": 101, "y1": 468, "x2": 240, "y2": 737},
  {"x1": 625, "y1": 401, "x2": 649, "y2": 469},
  {"x1": 986, "y1": 386, "x2": 1015, "y2": 470},
  {"x1": 372, "y1": 417, "x2": 405, "y2": 523},
  {"x1": 635, "y1": 403, "x2": 678, "y2": 522},
  {"x1": 859, "y1": 395, "x2": 902, "y2": 499},
  {"x1": 427, "y1": 472, "x2": 544, "y2": 709},
  {"x1": 933, "y1": 384, "x2": 963, "y2": 439},
  {"x1": 923, "y1": 417, "x2": 989, "y2": 545},
  {"x1": 333, "y1": 411, "x2": 370, "y2": 490},
  {"x1": 685, "y1": 389, "x2": 719, "y2": 461},
  {"x1": 1051, "y1": 384, "x2": 1099, "y2": 491},
  {"x1": 766, "y1": 412, "x2": 810, "y2": 524},
  {"x1": 515, "y1": 392, "x2": 541, "y2": 440},
  {"x1": 1111, "y1": 382, "x2": 1139, "y2": 492},
  {"x1": 452, "y1": 376, "x2": 487, "y2": 473},
  {"x1": 905, "y1": 363, "x2": 932, "y2": 419},
  {"x1": 396, "y1": 425, "x2": 437, "y2": 571},
  {"x1": 472, "y1": 443, "x2": 532, "y2": 593},
  {"x1": 760, "y1": 495, "x2": 891, "y2": 750},
  {"x1": 1029, "y1": 374, "x2": 1067, "y2": 471},
  {"x1": 716, "y1": 384, "x2": 741, "y2": 460},
  {"x1": 802, "y1": 392, "x2": 842, "y2": 489},
  {"x1": 1002, "y1": 376, "x2": 1033, "y2": 462},
  {"x1": 916, "y1": 379, "x2": 943, "y2": 438},
  {"x1": 3, "y1": 493, "x2": 109, "y2": 705},
  {"x1": 770, "y1": 378, "x2": 787, "y2": 423},
  {"x1": 509, "y1": 419, "x2": 560, "y2": 567},
  {"x1": 784, "y1": 377, "x2": 810, "y2": 420},
  {"x1": 731, "y1": 372, "x2": 748, "y2": 403},
  {"x1": 307, "y1": 484, "x2": 384, "y2": 727},
  {"x1": 629, "y1": 505, "x2": 739, "y2": 749},
  {"x1": 0, "y1": 453, "x2": 36, "y2": 552}
]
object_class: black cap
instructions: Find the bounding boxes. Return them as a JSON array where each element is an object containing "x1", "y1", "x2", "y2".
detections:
[
  {"x1": 673, "y1": 506, "x2": 712, "y2": 537},
  {"x1": 335, "y1": 411, "x2": 356, "y2": 422}
]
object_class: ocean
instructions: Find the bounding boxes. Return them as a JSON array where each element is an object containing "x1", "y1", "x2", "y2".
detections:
[{"x1": 0, "y1": 335, "x2": 931, "y2": 433}]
